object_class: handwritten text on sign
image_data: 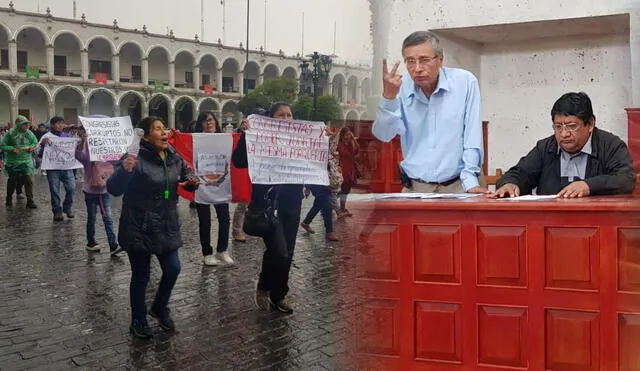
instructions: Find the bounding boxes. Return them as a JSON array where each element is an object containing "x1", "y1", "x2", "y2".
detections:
[
  {"x1": 79, "y1": 116, "x2": 134, "y2": 162},
  {"x1": 41, "y1": 137, "x2": 84, "y2": 170},
  {"x1": 245, "y1": 115, "x2": 329, "y2": 185}
]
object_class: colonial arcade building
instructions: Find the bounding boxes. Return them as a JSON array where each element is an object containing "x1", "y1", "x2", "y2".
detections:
[{"x1": 0, "y1": 4, "x2": 371, "y2": 128}]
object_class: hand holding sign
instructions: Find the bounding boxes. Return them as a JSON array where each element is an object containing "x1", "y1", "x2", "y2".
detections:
[{"x1": 122, "y1": 156, "x2": 137, "y2": 173}]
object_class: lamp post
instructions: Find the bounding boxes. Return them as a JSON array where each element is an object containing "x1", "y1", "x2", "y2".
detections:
[{"x1": 300, "y1": 52, "x2": 332, "y2": 121}]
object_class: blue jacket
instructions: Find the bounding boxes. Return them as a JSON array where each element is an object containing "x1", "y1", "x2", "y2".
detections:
[{"x1": 107, "y1": 140, "x2": 197, "y2": 255}]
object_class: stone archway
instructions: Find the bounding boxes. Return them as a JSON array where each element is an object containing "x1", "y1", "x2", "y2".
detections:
[{"x1": 119, "y1": 91, "x2": 143, "y2": 125}]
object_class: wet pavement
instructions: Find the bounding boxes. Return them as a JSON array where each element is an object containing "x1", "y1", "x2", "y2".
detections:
[{"x1": 0, "y1": 174, "x2": 359, "y2": 370}]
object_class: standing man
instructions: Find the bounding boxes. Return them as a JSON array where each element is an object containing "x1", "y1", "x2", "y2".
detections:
[
  {"x1": 0, "y1": 115, "x2": 38, "y2": 209},
  {"x1": 372, "y1": 31, "x2": 485, "y2": 193},
  {"x1": 39, "y1": 116, "x2": 76, "y2": 221}
]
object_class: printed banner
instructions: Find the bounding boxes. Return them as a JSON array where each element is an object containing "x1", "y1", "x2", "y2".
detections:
[
  {"x1": 79, "y1": 116, "x2": 135, "y2": 162},
  {"x1": 193, "y1": 133, "x2": 233, "y2": 204},
  {"x1": 41, "y1": 137, "x2": 83, "y2": 170},
  {"x1": 245, "y1": 115, "x2": 329, "y2": 185}
]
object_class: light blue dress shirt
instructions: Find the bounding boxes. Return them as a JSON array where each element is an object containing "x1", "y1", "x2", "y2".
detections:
[{"x1": 372, "y1": 67, "x2": 483, "y2": 191}]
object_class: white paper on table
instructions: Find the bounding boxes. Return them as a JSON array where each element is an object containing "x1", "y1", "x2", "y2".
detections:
[
  {"x1": 376, "y1": 193, "x2": 426, "y2": 199},
  {"x1": 424, "y1": 193, "x2": 483, "y2": 199},
  {"x1": 497, "y1": 195, "x2": 558, "y2": 201}
]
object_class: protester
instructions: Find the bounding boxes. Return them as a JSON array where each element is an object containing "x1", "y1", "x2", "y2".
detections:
[
  {"x1": 493, "y1": 92, "x2": 636, "y2": 198},
  {"x1": 1, "y1": 115, "x2": 38, "y2": 209},
  {"x1": 232, "y1": 102, "x2": 303, "y2": 314},
  {"x1": 372, "y1": 30, "x2": 485, "y2": 194},
  {"x1": 193, "y1": 111, "x2": 234, "y2": 266},
  {"x1": 107, "y1": 116, "x2": 199, "y2": 339},
  {"x1": 336, "y1": 127, "x2": 359, "y2": 217},
  {"x1": 39, "y1": 116, "x2": 76, "y2": 221}
]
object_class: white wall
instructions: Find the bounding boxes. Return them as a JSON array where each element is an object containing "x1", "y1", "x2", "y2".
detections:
[
  {"x1": 175, "y1": 54, "x2": 194, "y2": 85},
  {"x1": 119, "y1": 45, "x2": 142, "y2": 80},
  {"x1": 53, "y1": 37, "x2": 82, "y2": 74},
  {"x1": 482, "y1": 34, "x2": 632, "y2": 172},
  {"x1": 18, "y1": 87, "x2": 48, "y2": 124}
]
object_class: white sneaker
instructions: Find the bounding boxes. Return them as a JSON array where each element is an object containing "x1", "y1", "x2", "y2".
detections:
[
  {"x1": 203, "y1": 255, "x2": 220, "y2": 266},
  {"x1": 216, "y1": 251, "x2": 235, "y2": 265}
]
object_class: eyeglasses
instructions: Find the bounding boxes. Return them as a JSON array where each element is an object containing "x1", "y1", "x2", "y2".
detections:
[
  {"x1": 404, "y1": 56, "x2": 440, "y2": 69},
  {"x1": 206, "y1": 118, "x2": 216, "y2": 122},
  {"x1": 552, "y1": 123, "x2": 582, "y2": 132}
]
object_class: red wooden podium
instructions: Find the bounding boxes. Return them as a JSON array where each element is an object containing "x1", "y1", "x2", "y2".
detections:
[{"x1": 349, "y1": 196, "x2": 640, "y2": 370}]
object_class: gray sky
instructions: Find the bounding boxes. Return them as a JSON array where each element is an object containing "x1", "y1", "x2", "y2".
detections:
[{"x1": 19, "y1": 0, "x2": 373, "y2": 65}]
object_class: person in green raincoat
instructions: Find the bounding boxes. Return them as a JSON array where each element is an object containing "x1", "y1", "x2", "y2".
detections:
[{"x1": 1, "y1": 115, "x2": 38, "y2": 208}]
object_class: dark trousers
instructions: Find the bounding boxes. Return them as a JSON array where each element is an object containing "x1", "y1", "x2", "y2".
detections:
[
  {"x1": 195, "y1": 203, "x2": 230, "y2": 256},
  {"x1": 303, "y1": 185, "x2": 333, "y2": 233},
  {"x1": 6, "y1": 174, "x2": 33, "y2": 202},
  {"x1": 127, "y1": 249, "x2": 181, "y2": 323},
  {"x1": 258, "y1": 209, "x2": 300, "y2": 303},
  {"x1": 84, "y1": 192, "x2": 117, "y2": 247}
]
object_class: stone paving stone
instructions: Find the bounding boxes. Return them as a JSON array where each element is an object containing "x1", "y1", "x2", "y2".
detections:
[{"x1": 0, "y1": 176, "x2": 360, "y2": 370}]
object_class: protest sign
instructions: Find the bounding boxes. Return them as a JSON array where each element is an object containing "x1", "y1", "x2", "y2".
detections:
[
  {"x1": 78, "y1": 116, "x2": 135, "y2": 162},
  {"x1": 193, "y1": 133, "x2": 233, "y2": 204},
  {"x1": 245, "y1": 115, "x2": 329, "y2": 185},
  {"x1": 40, "y1": 137, "x2": 83, "y2": 170}
]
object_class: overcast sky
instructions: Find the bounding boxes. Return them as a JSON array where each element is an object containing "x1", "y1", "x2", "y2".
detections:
[{"x1": 18, "y1": 0, "x2": 373, "y2": 65}]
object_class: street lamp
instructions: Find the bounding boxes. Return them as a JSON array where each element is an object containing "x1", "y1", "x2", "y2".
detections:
[{"x1": 300, "y1": 52, "x2": 332, "y2": 121}]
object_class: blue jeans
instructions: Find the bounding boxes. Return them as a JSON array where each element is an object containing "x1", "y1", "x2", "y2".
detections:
[
  {"x1": 303, "y1": 185, "x2": 333, "y2": 233},
  {"x1": 46, "y1": 170, "x2": 75, "y2": 214},
  {"x1": 84, "y1": 192, "x2": 117, "y2": 247},
  {"x1": 127, "y1": 249, "x2": 181, "y2": 323}
]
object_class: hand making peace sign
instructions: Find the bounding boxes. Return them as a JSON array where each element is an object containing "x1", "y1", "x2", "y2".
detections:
[{"x1": 382, "y1": 59, "x2": 402, "y2": 100}]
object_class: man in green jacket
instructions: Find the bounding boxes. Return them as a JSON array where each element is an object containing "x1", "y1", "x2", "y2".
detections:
[{"x1": 1, "y1": 115, "x2": 38, "y2": 208}]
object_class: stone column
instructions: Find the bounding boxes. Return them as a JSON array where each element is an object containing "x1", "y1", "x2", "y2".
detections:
[
  {"x1": 81, "y1": 49, "x2": 89, "y2": 82},
  {"x1": 141, "y1": 99, "x2": 149, "y2": 117},
  {"x1": 367, "y1": 0, "x2": 392, "y2": 118},
  {"x1": 8, "y1": 40, "x2": 17, "y2": 74},
  {"x1": 342, "y1": 83, "x2": 348, "y2": 104},
  {"x1": 168, "y1": 105, "x2": 176, "y2": 129},
  {"x1": 193, "y1": 65, "x2": 201, "y2": 90},
  {"x1": 257, "y1": 73, "x2": 264, "y2": 86},
  {"x1": 237, "y1": 71, "x2": 244, "y2": 96},
  {"x1": 10, "y1": 98, "x2": 18, "y2": 123},
  {"x1": 46, "y1": 45, "x2": 54, "y2": 79},
  {"x1": 47, "y1": 101, "x2": 55, "y2": 120},
  {"x1": 356, "y1": 84, "x2": 363, "y2": 105},
  {"x1": 216, "y1": 68, "x2": 223, "y2": 93},
  {"x1": 193, "y1": 101, "x2": 200, "y2": 117},
  {"x1": 82, "y1": 102, "x2": 89, "y2": 116},
  {"x1": 168, "y1": 61, "x2": 175, "y2": 88},
  {"x1": 630, "y1": 11, "x2": 640, "y2": 107},
  {"x1": 141, "y1": 58, "x2": 149, "y2": 86},
  {"x1": 112, "y1": 54, "x2": 120, "y2": 83}
]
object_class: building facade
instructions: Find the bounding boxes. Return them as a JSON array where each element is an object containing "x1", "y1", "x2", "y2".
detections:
[{"x1": 0, "y1": 4, "x2": 371, "y2": 129}]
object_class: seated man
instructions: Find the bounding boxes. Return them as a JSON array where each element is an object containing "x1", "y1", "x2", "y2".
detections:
[{"x1": 494, "y1": 92, "x2": 636, "y2": 198}]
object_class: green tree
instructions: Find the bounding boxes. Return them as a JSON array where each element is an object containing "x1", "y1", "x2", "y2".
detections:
[
  {"x1": 237, "y1": 77, "x2": 298, "y2": 116},
  {"x1": 293, "y1": 94, "x2": 343, "y2": 122}
]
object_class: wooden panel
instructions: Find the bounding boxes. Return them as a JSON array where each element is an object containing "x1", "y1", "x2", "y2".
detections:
[
  {"x1": 545, "y1": 309, "x2": 600, "y2": 371},
  {"x1": 620, "y1": 313, "x2": 640, "y2": 371},
  {"x1": 619, "y1": 228, "x2": 640, "y2": 292},
  {"x1": 545, "y1": 227, "x2": 599, "y2": 291},
  {"x1": 478, "y1": 306, "x2": 528, "y2": 368},
  {"x1": 477, "y1": 226, "x2": 527, "y2": 287},
  {"x1": 414, "y1": 302, "x2": 462, "y2": 363},
  {"x1": 357, "y1": 298, "x2": 400, "y2": 356},
  {"x1": 414, "y1": 226, "x2": 461, "y2": 284},
  {"x1": 357, "y1": 225, "x2": 400, "y2": 281}
]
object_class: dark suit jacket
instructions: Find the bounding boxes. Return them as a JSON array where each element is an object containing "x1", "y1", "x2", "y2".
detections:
[{"x1": 496, "y1": 127, "x2": 636, "y2": 195}]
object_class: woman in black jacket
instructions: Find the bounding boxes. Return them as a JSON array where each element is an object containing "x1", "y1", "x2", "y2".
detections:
[
  {"x1": 232, "y1": 102, "x2": 303, "y2": 314},
  {"x1": 107, "y1": 116, "x2": 199, "y2": 339}
]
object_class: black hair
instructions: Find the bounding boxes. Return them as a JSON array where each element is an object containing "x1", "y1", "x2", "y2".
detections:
[
  {"x1": 268, "y1": 102, "x2": 292, "y2": 118},
  {"x1": 137, "y1": 116, "x2": 165, "y2": 136},
  {"x1": 194, "y1": 111, "x2": 221, "y2": 133},
  {"x1": 551, "y1": 92, "x2": 595, "y2": 125},
  {"x1": 50, "y1": 116, "x2": 64, "y2": 126},
  {"x1": 38, "y1": 123, "x2": 46, "y2": 127},
  {"x1": 253, "y1": 107, "x2": 268, "y2": 116},
  {"x1": 402, "y1": 31, "x2": 443, "y2": 56}
]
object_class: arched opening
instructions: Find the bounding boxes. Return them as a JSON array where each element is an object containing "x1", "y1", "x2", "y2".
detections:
[
  {"x1": 16, "y1": 27, "x2": 47, "y2": 77},
  {"x1": 199, "y1": 98, "x2": 219, "y2": 115},
  {"x1": 174, "y1": 51, "x2": 195, "y2": 89},
  {"x1": 53, "y1": 33, "x2": 82, "y2": 77},
  {"x1": 149, "y1": 95, "x2": 169, "y2": 123},
  {"x1": 148, "y1": 47, "x2": 169, "y2": 87},
  {"x1": 221, "y1": 101, "x2": 239, "y2": 127},
  {"x1": 347, "y1": 76, "x2": 359, "y2": 104},
  {"x1": 87, "y1": 37, "x2": 114, "y2": 81},
  {"x1": 54, "y1": 87, "x2": 84, "y2": 125},
  {"x1": 221, "y1": 58, "x2": 240, "y2": 93},
  {"x1": 119, "y1": 92, "x2": 143, "y2": 125},
  {"x1": 282, "y1": 66, "x2": 297, "y2": 80},
  {"x1": 346, "y1": 110, "x2": 359, "y2": 121},
  {"x1": 263, "y1": 64, "x2": 279, "y2": 82},
  {"x1": 88, "y1": 90, "x2": 114, "y2": 116},
  {"x1": 362, "y1": 78, "x2": 371, "y2": 101},
  {"x1": 243, "y1": 61, "x2": 260, "y2": 92},
  {"x1": 199, "y1": 54, "x2": 218, "y2": 91},
  {"x1": 0, "y1": 83, "x2": 12, "y2": 124},
  {"x1": 174, "y1": 97, "x2": 195, "y2": 131},
  {"x1": 17, "y1": 84, "x2": 49, "y2": 125},
  {"x1": 0, "y1": 26, "x2": 10, "y2": 71},
  {"x1": 332, "y1": 74, "x2": 346, "y2": 102},
  {"x1": 119, "y1": 42, "x2": 143, "y2": 83}
]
